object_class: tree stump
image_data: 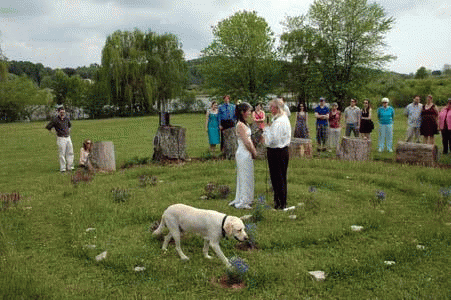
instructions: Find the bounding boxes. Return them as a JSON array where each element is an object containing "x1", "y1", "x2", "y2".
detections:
[
  {"x1": 153, "y1": 126, "x2": 186, "y2": 161},
  {"x1": 223, "y1": 127, "x2": 237, "y2": 160},
  {"x1": 90, "y1": 141, "x2": 116, "y2": 172},
  {"x1": 289, "y1": 138, "x2": 313, "y2": 158},
  {"x1": 337, "y1": 137, "x2": 371, "y2": 161},
  {"x1": 395, "y1": 142, "x2": 437, "y2": 166}
]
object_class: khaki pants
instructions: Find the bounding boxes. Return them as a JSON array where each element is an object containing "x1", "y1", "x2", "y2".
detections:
[
  {"x1": 406, "y1": 126, "x2": 420, "y2": 143},
  {"x1": 57, "y1": 136, "x2": 74, "y2": 172}
]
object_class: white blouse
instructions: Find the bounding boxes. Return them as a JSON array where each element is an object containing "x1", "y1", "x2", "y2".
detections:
[{"x1": 263, "y1": 114, "x2": 291, "y2": 148}]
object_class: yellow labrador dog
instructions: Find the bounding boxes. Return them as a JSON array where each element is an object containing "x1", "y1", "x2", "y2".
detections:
[{"x1": 153, "y1": 204, "x2": 248, "y2": 267}]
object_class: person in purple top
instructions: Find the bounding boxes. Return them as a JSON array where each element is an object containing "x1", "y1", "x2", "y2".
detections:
[
  {"x1": 314, "y1": 97, "x2": 330, "y2": 151},
  {"x1": 45, "y1": 106, "x2": 74, "y2": 172},
  {"x1": 218, "y1": 95, "x2": 236, "y2": 151}
]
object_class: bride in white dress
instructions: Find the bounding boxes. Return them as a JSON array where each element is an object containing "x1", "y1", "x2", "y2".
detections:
[{"x1": 229, "y1": 103, "x2": 257, "y2": 209}]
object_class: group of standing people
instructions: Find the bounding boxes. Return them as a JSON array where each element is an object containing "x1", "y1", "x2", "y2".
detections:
[
  {"x1": 405, "y1": 95, "x2": 451, "y2": 154},
  {"x1": 294, "y1": 97, "x2": 375, "y2": 151},
  {"x1": 292, "y1": 95, "x2": 451, "y2": 154}
]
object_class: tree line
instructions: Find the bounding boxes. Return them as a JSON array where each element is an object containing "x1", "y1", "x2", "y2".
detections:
[{"x1": 1, "y1": 0, "x2": 451, "y2": 123}]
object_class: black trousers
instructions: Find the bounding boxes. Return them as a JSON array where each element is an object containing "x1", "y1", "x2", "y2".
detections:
[
  {"x1": 220, "y1": 120, "x2": 235, "y2": 150},
  {"x1": 267, "y1": 146, "x2": 289, "y2": 209},
  {"x1": 442, "y1": 129, "x2": 451, "y2": 154}
]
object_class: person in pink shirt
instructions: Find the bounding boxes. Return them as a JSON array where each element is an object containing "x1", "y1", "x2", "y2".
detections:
[
  {"x1": 438, "y1": 98, "x2": 451, "y2": 154},
  {"x1": 252, "y1": 102, "x2": 266, "y2": 130}
]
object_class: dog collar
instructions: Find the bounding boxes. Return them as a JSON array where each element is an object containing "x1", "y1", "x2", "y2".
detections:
[{"x1": 221, "y1": 215, "x2": 228, "y2": 238}]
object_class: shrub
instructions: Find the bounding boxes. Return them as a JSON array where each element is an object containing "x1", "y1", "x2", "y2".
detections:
[
  {"x1": 0, "y1": 192, "x2": 21, "y2": 211},
  {"x1": 251, "y1": 195, "x2": 267, "y2": 222},
  {"x1": 138, "y1": 175, "x2": 157, "y2": 187},
  {"x1": 204, "y1": 182, "x2": 230, "y2": 199},
  {"x1": 70, "y1": 169, "x2": 94, "y2": 186},
  {"x1": 111, "y1": 188, "x2": 130, "y2": 203},
  {"x1": 121, "y1": 156, "x2": 151, "y2": 169}
]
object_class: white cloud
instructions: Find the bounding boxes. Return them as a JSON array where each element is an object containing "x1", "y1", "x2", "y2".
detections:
[{"x1": 0, "y1": 0, "x2": 450, "y2": 74}]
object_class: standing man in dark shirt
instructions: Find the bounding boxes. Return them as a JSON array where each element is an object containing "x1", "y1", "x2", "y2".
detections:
[
  {"x1": 45, "y1": 106, "x2": 74, "y2": 172},
  {"x1": 218, "y1": 95, "x2": 236, "y2": 151}
]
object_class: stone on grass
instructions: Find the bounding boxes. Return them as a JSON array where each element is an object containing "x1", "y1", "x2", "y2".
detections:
[
  {"x1": 289, "y1": 215, "x2": 297, "y2": 220},
  {"x1": 240, "y1": 215, "x2": 253, "y2": 221},
  {"x1": 416, "y1": 245, "x2": 426, "y2": 250},
  {"x1": 298, "y1": 203, "x2": 305, "y2": 207},
  {"x1": 384, "y1": 261, "x2": 396, "y2": 266},
  {"x1": 200, "y1": 195, "x2": 208, "y2": 200},
  {"x1": 283, "y1": 206, "x2": 296, "y2": 211},
  {"x1": 84, "y1": 245, "x2": 96, "y2": 249},
  {"x1": 134, "y1": 266, "x2": 146, "y2": 272},
  {"x1": 351, "y1": 225, "x2": 364, "y2": 232},
  {"x1": 86, "y1": 228, "x2": 96, "y2": 232},
  {"x1": 95, "y1": 251, "x2": 107, "y2": 262},
  {"x1": 308, "y1": 271, "x2": 326, "y2": 281}
]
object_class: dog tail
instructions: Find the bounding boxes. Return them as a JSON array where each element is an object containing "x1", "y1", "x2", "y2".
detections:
[{"x1": 152, "y1": 218, "x2": 165, "y2": 236}]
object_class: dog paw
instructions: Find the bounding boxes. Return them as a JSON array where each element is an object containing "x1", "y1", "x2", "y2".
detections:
[
  {"x1": 181, "y1": 256, "x2": 190, "y2": 261},
  {"x1": 204, "y1": 255, "x2": 213, "y2": 260}
]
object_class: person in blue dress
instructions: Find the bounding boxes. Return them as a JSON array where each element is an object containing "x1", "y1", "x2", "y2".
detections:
[{"x1": 205, "y1": 101, "x2": 220, "y2": 152}]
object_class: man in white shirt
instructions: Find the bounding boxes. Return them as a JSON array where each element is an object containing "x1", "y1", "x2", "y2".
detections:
[
  {"x1": 404, "y1": 95, "x2": 423, "y2": 143},
  {"x1": 261, "y1": 98, "x2": 291, "y2": 210}
]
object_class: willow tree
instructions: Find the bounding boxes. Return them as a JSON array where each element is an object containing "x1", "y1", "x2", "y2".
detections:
[
  {"x1": 101, "y1": 29, "x2": 187, "y2": 115},
  {"x1": 201, "y1": 10, "x2": 280, "y2": 104},
  {"x1": 281, "y1": 0, "x2": 395, "y2": 106}
]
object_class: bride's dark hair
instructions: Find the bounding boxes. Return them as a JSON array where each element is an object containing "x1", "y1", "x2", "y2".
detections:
[{"x1": 235, "y1": 102, "x2": 252, "y2": 125}]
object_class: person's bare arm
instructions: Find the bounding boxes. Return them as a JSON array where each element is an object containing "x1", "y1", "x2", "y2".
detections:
[{"x1": 237, "y1": 122, "x2": 257, "y2": 158}]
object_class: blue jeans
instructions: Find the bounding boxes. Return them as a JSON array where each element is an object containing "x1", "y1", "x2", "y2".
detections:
[
  {"x1": 378, "y1": 124, "x2": 393, "y2": 151},
  {"x1": 316, "y1": 124, "x2": 328, "y2": 147},
  {"x1": 345, "y1": 123, "x2": 359, "y2": 137}
]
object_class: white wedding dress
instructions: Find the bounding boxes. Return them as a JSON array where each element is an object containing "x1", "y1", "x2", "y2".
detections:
[{"x1": 229, "y1": 125, "x2": 254, "y2": 209}]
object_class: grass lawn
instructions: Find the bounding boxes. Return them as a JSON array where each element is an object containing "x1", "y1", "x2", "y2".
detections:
[{"x1": 1, "y1": 110, "x2": 450, "y2": 299}]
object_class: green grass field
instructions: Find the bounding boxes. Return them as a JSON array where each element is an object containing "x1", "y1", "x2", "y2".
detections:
[{"x1": 1, "y1": 111, "x2": 450, "y2": 299}]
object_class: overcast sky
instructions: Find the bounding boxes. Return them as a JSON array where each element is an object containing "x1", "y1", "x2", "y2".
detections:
[{"x1": 0, "y1": 0, "x2": 450, "y2": 74}]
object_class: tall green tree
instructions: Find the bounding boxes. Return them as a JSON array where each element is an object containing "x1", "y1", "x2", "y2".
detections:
[
  {"x1": 280, "y1": 16, "x2": 323, "y2": 107},
  {"x1": 282, "y1": 0, "x2": 395, "y2": 107},
  {"x1": 201, "y1": 10, "x2": 280, "y2": 104},
  {"x1": 0, "y1": 75, "x2": 48, "y2": 122},
  {"x1": 414, "y1": 66, "x2": 429, "y2": 79},
  {"x1": 101, "y1": 29, "x2": 187, "y2": 115}
]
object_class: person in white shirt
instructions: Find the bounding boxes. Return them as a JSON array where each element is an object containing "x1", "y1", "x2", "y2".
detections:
[
  {"x1": 281, "y1": 97, "x2": 291, "y2": 117},
  {"x1": 261, "y1": 98, "x2": 291, "y2": 210},
  {"x1": 404, "y1": 95, "x2": 423, "y2": 143}
]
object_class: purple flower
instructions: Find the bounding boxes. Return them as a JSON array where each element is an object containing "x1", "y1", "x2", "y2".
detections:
[
  {"x1": 229, "y1": 256, "x2": 249, "y2": 274},
  {"x1": 439, "y1": 188, "x2": 451, "y2": 198},
  {"x1": 375, "y1": 190, "x2": 386, "y2": 201},
  {"x1": 308, "y1": 186, "x2": 317, "y2": 193}
]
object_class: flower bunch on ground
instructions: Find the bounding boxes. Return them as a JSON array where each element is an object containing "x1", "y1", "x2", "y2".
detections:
[
  {"x1": 370, "y1": 190, "x2": 386, "y2": 208},
  {"x1": 226, "y1": 256, "x2": 249, "y2": 284}
]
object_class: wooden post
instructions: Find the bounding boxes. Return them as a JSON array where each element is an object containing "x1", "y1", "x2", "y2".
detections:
[
  {"x1": 153, "y1": 126, "x2": 186, "y2": 161},
  {"x1": 337, "y1": 137, "x2": 371, "y2": 161},
  {"x1": 289, "y1": 138, "x2": 313, "y2": 158},
  {"x1": 222, "y1": 127, "x2": 237, "y2": 160},
  {"x1": 395, "y1": 142, "x2": 437, "y2": 166},
  {"x1": 90, "y1": 141, "x2": 116, "y2": 172}
]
